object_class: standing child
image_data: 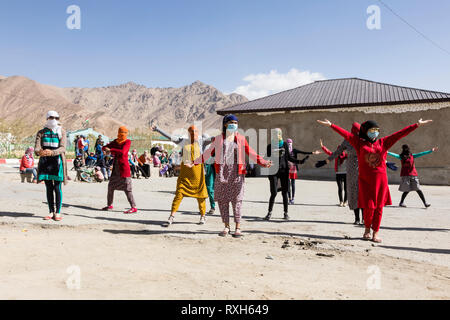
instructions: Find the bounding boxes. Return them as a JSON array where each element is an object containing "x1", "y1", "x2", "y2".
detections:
[{"x1": 387, "y1": 145, "x2": 438, "y2": 208}]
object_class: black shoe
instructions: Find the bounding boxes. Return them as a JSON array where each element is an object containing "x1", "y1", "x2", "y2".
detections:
[
  {"x1": 283, "y1": 212, "x2": 290, "y2": 220},
  {"x1": 424, "y1": 203, "x2": 431, "y2": 208},
  {"x1": 264, "y1": 212, "x2": 272, "y2": 221},
  {"x1": 354, "y1": 219, "x2": 360, "y2": 225},
  {"x1": 399, "y1": 203, "x2": 406, "y2": 208}
]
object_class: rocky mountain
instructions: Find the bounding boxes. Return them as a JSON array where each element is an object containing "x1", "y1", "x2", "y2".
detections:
[
  {"x1": 0, "y1": 75, "x2": 248, "y2": 139},
  {"x1": 59, "y1": 80, "x2": 247, "y2": 134},
  {"x1": 0, "y1": 76, "x2": 124, "y2": 138}
]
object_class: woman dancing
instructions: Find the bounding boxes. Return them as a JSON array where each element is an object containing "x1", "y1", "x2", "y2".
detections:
[
  {"x1": 285, "y1": 138, "x2": 312, "y2": 205},
  {"x1": 317, "y1": 118, "x2": 433, "y2": 242},
  {"x1": 195, "y1": 114, "x2": 272, "y2": 237},
  {"x1": 264, "y1": 129, "x2": 320, "y2": 221},
  {"x1": 316, "y1": 123, "x2": 364, "y2": 224},
  {"x1": 320, "y1": 139, "x2": 348, "y2": 207},
  {"x1": 102, "y1": 126, "x2": 138, "y2": 214},
  {"x1": 162, "y1": 125, "x2": 209, "y2": 227},
  {"x1": 387, "y1": 145, "x2": 438, "y2": 208},
  {"x1": 34, "y1": 111, "x2": 68, "y2": 221}
]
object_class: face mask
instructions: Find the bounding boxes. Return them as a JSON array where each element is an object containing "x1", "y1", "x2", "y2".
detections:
[
  {"x1": 227, "y1": 124, "x2": 238, "y2": 132},
  {"x1": 46, "y1": 119, "x2": 58, "y2": 129},
  {"x1": 367, "y1": 131, "x2": 379, "y2": 140}
]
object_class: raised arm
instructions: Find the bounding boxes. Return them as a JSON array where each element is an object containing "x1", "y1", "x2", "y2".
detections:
[
  {"x1": 317, "y1": 119, "x2": 359, "y2": 149},
  {"x1": 153, "y1": 125, "x2": 183, "y2": 144},
  {"x1": 412, "y1": 149, "x2": 433, "y2": 159},
  {"x1": 382, "y1": 123, "x2": 419, "y2": 150},
  {"x1": 387, "y1": 151, "x2": 401, "y2": 159},
  {"x1": 321, "y1": 145, "x2": 333, "y2": 156},
  {"x1": 327, "y1": 140, "x2": 347, "y2": 161}
]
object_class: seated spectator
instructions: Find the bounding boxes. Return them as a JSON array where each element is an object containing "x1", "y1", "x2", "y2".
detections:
[
  {"x1": 20, "y1": 147, "x2": 37, "y2": 183},
  {"x1": 129, "y1": 149, "x2": 140, "y2": 178},
  {"x1": 138, "y1": 150, "x2": 152, "y2": 178},
  {"x1": 85, "y1": 152, "x2": 97, "y2": 167},
  {"x1": 94, "y1": 166, "x2": 104, "y2": 182}
]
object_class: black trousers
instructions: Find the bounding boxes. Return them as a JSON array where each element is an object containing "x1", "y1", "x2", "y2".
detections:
[
  {"x1": 336, "y1": 173, "x2": 347, "y2": 203},
  {"x1": 139, "y1": 164, "x2": 150, "y2": 178},
  {"x1": 287, "y1": 178, "x2": 296, "y2": 200},
  {"x1": 268, "y1": 171, "x2": 289, "y2": 213},
  {"x1": 45, "y1": 180, "x2": 62, "y2": 213}
]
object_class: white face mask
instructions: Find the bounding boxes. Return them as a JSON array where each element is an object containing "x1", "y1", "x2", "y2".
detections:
[{"x1": 46, "y1": 119, "x2": 58, "y2": 129}]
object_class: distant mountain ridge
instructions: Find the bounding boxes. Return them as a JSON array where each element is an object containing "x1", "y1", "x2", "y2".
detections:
[{"x1": 0, "y1": 75, "x2": 247, "y2": 139}]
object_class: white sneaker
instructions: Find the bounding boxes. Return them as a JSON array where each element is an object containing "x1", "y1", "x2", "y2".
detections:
[
  {"x1": 163, "y1": 216, "x2": 174, "y2": 227},
  {"x1": 199, "y1": 216, "x2": 206, "y2": 225}
]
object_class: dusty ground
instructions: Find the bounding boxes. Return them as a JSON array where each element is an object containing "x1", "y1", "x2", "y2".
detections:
[{"x1": 0, "y1": 165, "x2": 449, "y2": 299}]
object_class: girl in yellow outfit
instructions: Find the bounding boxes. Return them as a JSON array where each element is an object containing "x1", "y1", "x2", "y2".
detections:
[{"x1": 164, "y1": 125, "x2": 208, "y2": 227}]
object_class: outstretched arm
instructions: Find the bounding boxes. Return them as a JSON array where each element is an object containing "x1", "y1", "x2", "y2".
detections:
[
  {"x1": 383, "y1": 119, "x2": 432, "y2": 150},
  {"x1": 246, "y1": 138, "x2": 271, "y2": 167},
  {"x1": 316, "y1": 119, "x2": 359, "y2": 149},
  {"x1": 321, "y1": 144, "x2": 333, "y2": 156},
  {"x1": 387, "y1": 151, "x2": 401, "y2": 159},
  {"x1": 327, "y1": 140, "x2": 347, "y2": 161},
  {"x1": 152, "y1": 125, "x2": 184, "y2": 144},
  {"x1": 412, "y1": 149, "x2": 434, "y2": 159}
]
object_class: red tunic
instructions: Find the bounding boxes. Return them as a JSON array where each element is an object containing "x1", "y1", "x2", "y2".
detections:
[
  {"x1": 400, "y1": 154, "x2": 418, "y2": 177},
  {"x1": 321, "y1": 145, "x2": 347, "y2": 172},
  {"x1": 103, "y1": 139, "x2": 131, "y2": 178},
  {"x1": 331, "y1": 123, "x2": 419, "y2": 209}
]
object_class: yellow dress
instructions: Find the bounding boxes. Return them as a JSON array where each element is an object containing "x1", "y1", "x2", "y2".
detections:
[{"x1": 175, "y1": 141, "x2": 208, "y2": 199}]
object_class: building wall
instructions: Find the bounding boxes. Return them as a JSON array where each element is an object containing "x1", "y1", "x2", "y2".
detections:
[{"x1": 235, "y1": 102, "x2": 450, "y2": 185}]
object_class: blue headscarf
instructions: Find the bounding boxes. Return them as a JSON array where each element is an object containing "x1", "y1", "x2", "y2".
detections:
[{"x1": 222, "y1": 114, "x2": 239, "y2": 134}]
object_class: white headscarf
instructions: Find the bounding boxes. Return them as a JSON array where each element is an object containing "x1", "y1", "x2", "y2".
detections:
[{"x1": 45, "y1": 110, "x2": 62, "y2": 139}]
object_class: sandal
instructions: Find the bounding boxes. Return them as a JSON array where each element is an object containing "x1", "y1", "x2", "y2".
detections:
[
  {"x1": 124, "y1": 208, "x2": 138, "y2": 214},
  {"x1": 44, "y1": 214, "x2": 54, "y2": 220},
  {"x1": 232, "y1": 228, "x2": 242, "y2": 238},
  {"x1": 218, "y1": 227, "x2": 230, "y2": 237},
  {"x1": 54, "y1": 213, "x2": 62, "y2": 221},
  {"x1": 372, "y1": 237, "x2": 382, "y2": 243},
  {"x1": 363, "y1": 233, "x2": 371, "y2": 241}
]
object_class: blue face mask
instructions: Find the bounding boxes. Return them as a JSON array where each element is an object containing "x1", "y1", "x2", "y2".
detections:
[
  {"x1": 226, "y1": 123, "x2": 238, "y2": 132},
  {"x1": 367, "y1": 131, "x2": 379, "y2": 140}
]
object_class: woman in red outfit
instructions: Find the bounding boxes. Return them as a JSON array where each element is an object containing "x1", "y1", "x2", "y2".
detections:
[
  {"x1": 317, "y1": 118, "x2": 433, "y2": 243},
  {"x1": 101, "y1": 126, "x2": 137, "y2": 214}
]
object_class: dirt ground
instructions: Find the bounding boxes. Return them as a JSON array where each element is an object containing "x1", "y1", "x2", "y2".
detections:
[{"x1": 0, "y1": 165, "x2": 449, "y2": 299}]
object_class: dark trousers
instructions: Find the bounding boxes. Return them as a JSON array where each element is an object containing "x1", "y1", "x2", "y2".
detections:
[
  {"x1": 45, "y1": 180, "x2": 62, "y2": 213},
  {"x1": 268, "y1": 171, "x2": 289, "y2": 213},
  {"x1": 336, "y1": 173, "x2": 347, "y2": 203},
  {"x1": 287, "y1": 178, "x2": 296, "y2": 200},
  {"x1": 139, "y1": 164, "x2": 150, "y2": 178}
]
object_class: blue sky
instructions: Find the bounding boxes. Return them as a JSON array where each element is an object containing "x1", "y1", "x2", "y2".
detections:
[{"x1": 1, "y1": 0, "x2": 449, "y2": 98}]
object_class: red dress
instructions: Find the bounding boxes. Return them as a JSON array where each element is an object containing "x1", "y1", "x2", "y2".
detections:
[
  {"x1": 103, "y1": 139, "x2": 131, "y2": 178},
  {"x1": 331, "y1": 123, "x2": 419, "y2": 209}
]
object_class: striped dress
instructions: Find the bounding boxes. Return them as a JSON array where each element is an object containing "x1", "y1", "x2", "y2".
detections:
[{"x1": 37, "y1": 128, "x2": 64, "y2": 182}]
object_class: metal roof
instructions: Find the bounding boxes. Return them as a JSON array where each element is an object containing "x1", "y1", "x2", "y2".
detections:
[{"x1": 217, "y1": 78, "x2": 450, "y2": 115}]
